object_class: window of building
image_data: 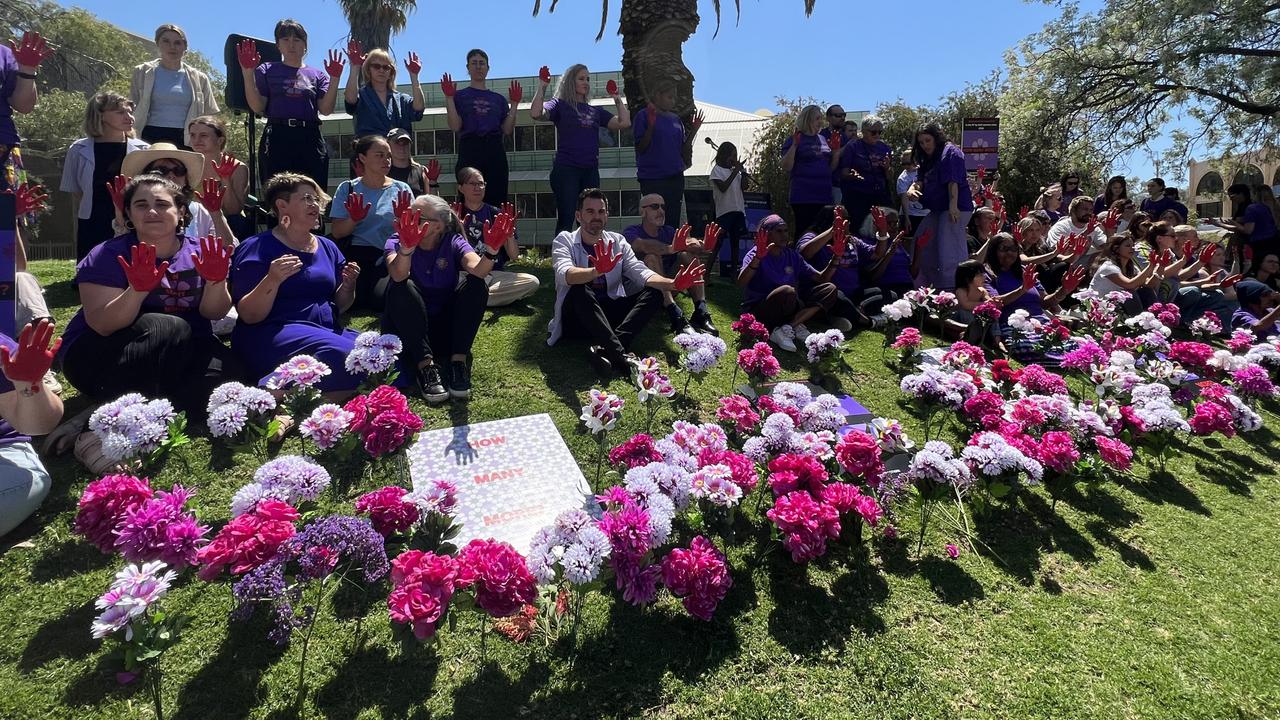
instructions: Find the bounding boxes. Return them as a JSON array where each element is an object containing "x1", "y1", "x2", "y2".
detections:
[
  {"x1": 597, "y1": 127, "x2": 617, "y2": 149},
  {"x1": 536, "y1": 124, "x2": 557, "y2": 151},
  {"x1": 620, "y1": 190, "x2": 641, "y2": 217},
  {"x1": 326, "y1": 133, "x2": 353, "y2": 160},
  {"x1": 513, "y1": 193, "x2": 536, "y2": 221},
  {"x1": 415, "y1": 130, "x2": 435, "y2": 156},
  {"x1": 503, "y1": 133, "x2": 515, "y2": 152},
  {"x1": 537, "y1": 192, "x2": 558, "y2": 219},
  {"x1": 1196, "y1": 171, "x2": 1223, "y2": 196},
  {"x1": 1197, "y1": 202, "x2": 1223, "y2": 219},
  {"x1": 435, "y1": 129, "x2": 456, "y2": 155},
  {"x1": 514, "y1": 125, "x2": 536, "y2": 152},
  {"x1": 618, "y1": 127, "x2": 634, "y2": 148},
  {"x1": 1233, "y1": 164, "x2": 1264, "y2": 187},
  {"x1": 604, "y1": 191, "x2": 622, "y2": 215}
]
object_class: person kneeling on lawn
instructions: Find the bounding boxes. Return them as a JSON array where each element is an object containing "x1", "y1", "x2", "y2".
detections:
[{"x1": 548, "y1": 188, "x2": 705, "y2": 376}]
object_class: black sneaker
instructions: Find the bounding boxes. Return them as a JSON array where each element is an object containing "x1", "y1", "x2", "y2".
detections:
[
  {"x1": 588, "y1": 345, "x2": 614, "y2": 376},
  {"x1": 417, "y1": 363, "x2": 449, "y2": 404},
  {"x1": 690, "y1": 310, "x2": 719, "y2": 336},
  {"x1": 448, "y1": 360, "x2": 472, "y2": 399},
  {"x1": 670, "y1": 313, "x2": 690, "y2": 335}
]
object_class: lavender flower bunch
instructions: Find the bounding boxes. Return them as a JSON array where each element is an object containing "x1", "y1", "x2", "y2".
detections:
[
  {"x1": 624, "y1": 461, "x2": 693, "y2": 511},
  {"x1": 804, "y1": 328, "x2": 847, "y2": 377},
  {"x1": 900, "y1": 367, "x2": 979, "y2": 410},
  {"x1": 345, "y1": 332, "x2": 402, "y2": 387},
  {"x1": 527, "y1": 509, "x2": 614, "y2": 586},
  {"x1": 768, "y1": 382, "x2": 847, "y2": 433},
  {"x1": 91, "y1": 560, "x2": 184, "y2": 720},
  {"x1": 206, "y1": 382, "x2": 278, "y2": 439},
  {"x1": 299, "y1": 403, "x2": 356, "y2": 452},
  {"x1": 89, "y1": 393, "x2": 183, "y2": 464},
  {"x1": 674, "y1": 331, "x2": 727, "y2": 382},
  {"x1": 960, "y1": 432, "x2": 1044, "y2": 486},
  {"x1": 230, "y1": 456, "x2": 332, "y2": 516}
]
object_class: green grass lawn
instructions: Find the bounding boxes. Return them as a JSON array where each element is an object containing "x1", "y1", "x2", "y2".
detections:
[{"x1": 2, "y1": 259, "x2": 1279, "y2": 720}]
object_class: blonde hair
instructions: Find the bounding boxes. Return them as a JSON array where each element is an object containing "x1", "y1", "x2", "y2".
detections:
[
  {"x1": 794, "y1": 105, "x2": 822, "y2": 135},
  {"x1": 554, "y1": 64, "x2": 589, "y2": 103},
  {"x1": 154, "y1": 23, "x2": 187, "y2": 45},
  {"x1": 84, "y1": 92, "x2": 134, "y2": 138},
  {"x1": 262, "y1": 173, "x2": 331, "y2": 216},
  {"x1": 360, "y1": 48, "x2": 398, "y2": 91}
]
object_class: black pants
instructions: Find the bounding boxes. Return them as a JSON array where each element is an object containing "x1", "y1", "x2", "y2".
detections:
[
  {"x1": 382, "y1": 274, "x2": 488, "y2": 367},
  {"x1": 715, "y1": 211, "x2": 748, "y2": 275},
  {"x1": 746, "y1": 283, "x2": 838, "y2": 330},
  {"x1": 550, "y1": 163, "x2": 600, "y2": 234},
  {"x1": 140, "y1": 126, "x2": 190, "y2": 149},
  {"x1": 639, "y1": 174, "x2": 686, "y2": 225},
  {"x1": 76, "y1": 216, "x2": 116, "y2": 262},
  {"x1": 456, "y1": 135, "x2": 509, "y2": 205},
  {"x1": 260, "y1": 123, "x2": 328, "y2": 188},
  {"x1": 337, "y1": 241, "x2": 387, "y2": 312},
  {"x1": 559, "y1": 285, "x2": 663, "y2": 355},
  {"x1": 60, "y1": 313, "x2": 240, "y2": 421},
  {"x1": 791, "y1": 203, "x2": 825, "y2": 236},
  {"x1": 832, "y1": 286, "x2": 888, "y2": 322},
  {"x1": 842, "y1": 190, "x2": 881, "y2": 234}
]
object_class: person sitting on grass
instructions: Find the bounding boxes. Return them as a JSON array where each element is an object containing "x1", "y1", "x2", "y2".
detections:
[
  {"x1": 0, "y1": 320, "x2": 63, "y2": 538},
  {"x1": 796, "y1": 204, "x2": 892, "y2": 332},
  {"x1": 1088, "y1": 231, "x2": 1162, "y2": 314},
  {"x1": 952, "y1": 259, "x2": 1007, "y2": 356},
  {"x1": 547, "y1": 188, "x2": 705, "y2": 377},
  {"x1": 983, "y1": 233, "x2": 1085, "y2": 359},
  {"x1": 1230, "y1": 279, "x2": 1280, "y2": 340},
  {"x1": 453, "y1": 166, "x2": 540, "y2": 308},
  {"x1": 623, "y1": 193, "x2": 717, "y2": 335},
  {"x1": 382, "y1": 194, "x2": 510, "y2": 403},
  {"x1": 737, "y1": 213, "x2": 839, "y2": 353}
]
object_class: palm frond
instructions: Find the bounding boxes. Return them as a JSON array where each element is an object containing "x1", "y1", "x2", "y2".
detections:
[
  {"x1": 711, "y1": 0, "x2": 744, "y2": 39},
  {"x1": 804, "y1": 0, "x2": 816, "y2": 16},
  {"x1": 595, "y1": 0, "x2": 609, "y2": 41}
]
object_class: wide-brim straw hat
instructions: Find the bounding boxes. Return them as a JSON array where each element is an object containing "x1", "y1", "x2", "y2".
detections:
[{"x1": 121, "y1": 142, "x2": 205, "y2": 185}]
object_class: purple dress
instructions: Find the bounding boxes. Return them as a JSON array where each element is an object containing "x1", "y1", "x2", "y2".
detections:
[
  {"x1": 229, "y1": 231, "x2": 363, "y2": 391},
  {"x1": 914, "y1": 143, "x2": 974, "y2": 289}
]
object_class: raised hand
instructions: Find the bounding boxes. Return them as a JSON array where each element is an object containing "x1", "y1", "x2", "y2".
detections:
[
  {"x1": 440, "y1": 73, "x2": 457, "y2": 97},
  {"x1": 10, "y1": 31, "x2": 52, "y2": 69},
  {"x1": 870, "y1": 206, "x2": 888, "y2": 234},
  {"x1": 481, "y1": 212, "x2": 515, "y2": 255},
  {"x1": 672, "y1": 259, "x2": 705, "y2": 292},
  {"x1": 672, "y1": 224, "x2": 691, "y2": 254},
  {"x1": 1018, "y1": 205, "x2": 1029, "y2": 220},
  {"x1": 211, "y1": 153, "x2": 238, "y2": 179},
  {"x1": 1084, "y1": 217, "x2": 1097, "y2": 236},
  {"x1": 1056, "y1": 233, "x2": 1075, "y2": 256},
  {"x1": 1061, "y1": 265, "x2": 1087, "y2": 294},
  {"x1": 915, "y1": 229, "x2": 933, "y2": 253},
  {"x1": 394, "y1": 207, "x2": 428, "y2": 251},
  {"x1": 605, "y1": 79, "x2": 618, "y2": 97},
  {"x1": 344, "y1": 192, "x2": 370, "y2": 222},
  {"x1": 834, "y1": 205, "x2": 846, "y2": 221},
  {"x1": 501, "y1": 201, "x2": 517, "y2": 219},
  {"x1": 1221, "y1": 273, "x2": 1244, "y2": 289},
  {"x1": 976, "y1": 165, "x2": 986, "y2": 186},
  {"x1": 14, "y1": 182, "x2": 48, "y2": 216},
  {"x1": 508, "y1": 79, "x2": 523, "y2": 105},
  {"x1": 392, "y1": 190, "x2": 413, "y2": 219},
  {"x1": 196, "y1": 177, "x2": 224, "y2": 213},
  {"x1": 1101, "y1": 207, "x2": 1121, "y2": 233},
  {"x1": 0, "y1": 318, "x2": 60, "y2": 385},
  {"x1": 345, "y1": 39, "x2": 366, "y2": 66},
  {"x1": 106, "y1": 175, "x2": 129, "y2": 212},
  {"x1": 116, "y1": 242, "x2": 169, "y2": 293},
  {"x1": 589, "y1": 239, "x2": 622, "y2": 275},
  {"x1": 645, "y1": 103, "x2": 658, "y2": 126},
  {"x1": 403, "y1": 51, "x2": 421, "y2": 76},
  {"x1": 702, "y1": 222, "x2": 721, "y2": 256},
  {"x1": 340, "y1": 262, "x2": 360, "y2": 289},
  {"x1": 191, "y1": 234, "x2": 231, "y2": 283},
  {"x1": 1147, "y1": 250, "x2": 1160, "y2": 268},
  {"x1": 1181, "y1": 239, "x2": 1196, "y2": 260},
  {"x1": 236, "y1": 39, "x2": 260, "y2": 70},
  {"x1": 827, "y1": 131, "x2": 842, "y2": 153},
  {"x1": 831, "y1": 218, "x2": 848, "y2": 257},
  {"x1": 425, "y1": 159, "x2": 440, "y2": 184},
  {"x1": 1072, "y1": 234, "x2": 1090, "y2": 258},
  {"x1": 538, "y1": 65, "x2": 551, "y2": 85},
  {"x1": 449, "y1": 201, "x2": 465, "y2": 222},
  {"x1": 1021, "y1": 263, "x2": 1038, "y2": 291},
  {"x1": 691, "y1": 109, "x2": 705, "y2": 132},
  {"x1": 324, "y1": 49, "x2": 345, "y2": 78},
  {"x1": 1012, "y1": 222, "x2": 1023, "y2": 245},
  {"x1": 1198, "y1": 244, "x2": 1217, "y2": 266},
  {"x1": 753, "y1": 226, "x2": 770, "y2": 260}
]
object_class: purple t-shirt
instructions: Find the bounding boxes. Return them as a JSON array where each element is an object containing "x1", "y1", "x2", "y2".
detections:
[
  {"x1": 781, "y1": 134, "x2": 833, "y2": 204},
  {"x1": 988, "y1": 268, "x2": 1044, "y2": 319},
  {"x1": 0, "y1": 333, "x2": 29, "y2": 445},
  {"x1": 632, "y1": 109, "x2": 685, "y2": 180},
  {"x1": 545, "y1": 99, "x2": 612, "y2": 168},
  {"x1": 1244, "y1": 202, "x2": 1278, "y2": 244},
  {"x1": 838, "y1": 140, "x2": 893, "y2": 197},
  {"x1": 0, "y1": 45, "x2": 19, "y2": 146},
  {"x1": 878, "y1": 244, "x2": 915, "y2": 287},
  {"x1": 230, "y1": 231, "x2": 345, "y2": 329},
  {"x1": 460, "y1": 203, "x2": 518, "y2": 270},
  {"x1": 622, "y1": 223, "x2": 675, "y2": 263},
  {"x1": 254, "y1": 63, "x2": 330, "y2": 121},
  {"x1": 919, "y1": 143, "x2": 974, "y2": 213},
  {"x1": 61, "y1": 233, "x2": 213, "y2": 354},
  {"x1": 796, "y1": 231, "x2": 874, "y2": 294},
  {"x1": 1232, "y1": 307, "x2": 1278, "y2": 339},
  {"x1": 384, "y1": 232, "x2": 474, "y2": 313},
  {"x1": 740, "y1": 245, "x2": 819, "y2": 306},
  {"x1": 454, "y1": 87, "x2": 509, "y2": 138}
]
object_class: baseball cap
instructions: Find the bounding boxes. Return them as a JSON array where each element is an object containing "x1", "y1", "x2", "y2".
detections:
[{"x1": 387, "y1": 128, "x2": 411, "y2": 143}]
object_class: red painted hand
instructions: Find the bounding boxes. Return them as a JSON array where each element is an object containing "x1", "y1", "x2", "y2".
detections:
[
  {"x1": 1061, "y1": 265, "x2": 1087, "y2": 294},
  {"x1": 425, "y1": 159, "x2": 441, "y2": 183},
  {"x1": 915, "y1": 229, "x2": 933, "y2": 252},
  {"x1": 236, "y1": 39, "x2": 260, "y2": 70},
  {"x1": 403, "y1": 51, "x2": 421, "y2": 76},
  {"x1": 106, "y1": 175, "x2": 129, "y2": 212},
  {"x1": 672, "y1": 260, "x2": 705, "y2": 292},
  {"x1": 645, "y1": 103, "x2": 658, "y2": 126},
  {"x1": 197, "y1": 177, "x2": 224, "y2": 213},
  {"x1": 1018, "y1": 205, "x2": 1029, "y2": 219},
  {"x1": 211, "y1": 153, "x2": 238, "y2": 179},
  {"x1": 1102, "y1": 208, "x2": 1121, "y2": 232},
  {"x1": 831, "y1": 218, "x2": 848, "y2": 258},
  {"x1": 827, "y1": 131, "x2": 842, "y2": 153},
  {"x1": 10, "y1": 31, "x2": 52, "y2": 68},
  {"x1": 346, "y1": 39, "x2": 366, "y2": 66},
  {"x1": 116, "y1": 242, "x2": 169, "y2": 293},
  {"x1": 440, "y1": 73, "x2": 457, "y2": 97},
  {"x1": 870, "y1": 206, "x2": 888, "y2": 234},
  {"x1": 508, "y1": 79, "x2": 523, "y2": 105},
  {"x1": 672, "y1": 224, "x2": 692, "y2": 254},
  {"x1": 323, "y1": 50, "x2": 345, "y2": 78},
  {"x1": 0, "y1": 318, "x2": 60, "y2": 385},
  {"x1": 589, "y1": 239, "x2": 622, "y2": 275},
  {"x1": 482, "y1": 212, "x2": 515, "y2": 254},
  {"x1": 191, "y1": 234, "x2": 231, "y2": 283},
  {"x1": 538, "y1": 65, "x2": 552, "y2": 85},
  {"x1": 394, "y1": 207, "x2": 428, "y2": 250},
  {"x1": 605, "y1": 79, "x2": 618, "y2": 97},
  {"x1": 691, "y1": 109, "x2": 705, "y2": 132},
  {"x1": 1198, "y1": 244, "x2": 1217, "y2": 266},
  {"x1": 1022, "y1": 263, "x2": 1038, "y2": 291},
  {"x1": 13, "y1": 182, "x2": 47, "y2": 216},
  {"x1": 501, "y1": 201, "x2": 518, "y2": 219},
  {"x1": 754, "y1": 226, "x2": 770, "y2": 260},
  {"x1": 1221, "y1": 273, "x2": 1244, "y2": 289},
  {"x1": 702, "y1": 222, "x2": 721, "y2": 256},
  {"x1": 344, "y1": 192, "x2": 370, "y2": 222},
  {"x1": 392, "y1": 190, "x2": 413, "y2": 219}
]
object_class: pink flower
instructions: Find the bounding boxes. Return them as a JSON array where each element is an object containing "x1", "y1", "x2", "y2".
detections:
[
  {"x1": 834, "y1": 430, "x2": 884, "y2": 483},
  {"x1": 74, "y1": 474, "x2": 154, "y2": 554},
  {"x1": 344, "y1": 385, "x2": 424, "y2": 457},
  {"x1": 945, "y1": 543, "x2": 960, "y2": 559},
  {"x1": 820, "y1": 482, "x2": 862, "y2": 513},
  {"x1": 355, "y1": 486, "x2": 421, "y2": 537},
  {"x1": 388, "y1": 549, "x2": 460, "y2": 640},
  {"x1": 1150, "y1": 302, "x2": 1181, "y2": 328},
  {"x1": 1017, "y1": 365, "x2": 1069, "y2": 396},
  {"x1": 973, "y1": 301, "x2": 1003, "y2": 322},
  {"x1": 1227, "y1": 329, "x2": 1255, "y2": 353},
  {"x1": 990, "y1": 359, "x2": 1021, "y2": 384},
  {"x1": 660, "y1": 536, "x2": 732, "y2": 621},
  {"x1": 1093, "y1": 436, "x2": 1133, "y2": 471},
  {"x1": 113, "y1": 485, "x2": 208, "y2": 570},
  {"x1": 963, "y1": 391, "x2": 1005, "y2": 425},
  {"x1": 767, "y1": 491, "x2": 841, "y2": 563},
  {"x1": 943, "y1": 341, "x2": 987, "y2": 368},
  {"x1": 455, "y1": 539, "x2": 537, "y2": 618},
  {"x1": 698, "y1": 448, "x2": 759, "y2": 493},
  {"x1": 767, "y1": 454, "x2": 828, "y2": 496},
  {"x1": 715, "y1": 395, "x2": 761, "y2": 434},
  {"x1": 1169, "y1": 341, "x2": 1215, "y2": 371},
  {"x1": 1036, "y1": 431, "x2": 1079, "y2": 474},
  {"x1": 1189, "y1": 401, "x2": 1235, "y2": 437},
  {"x1": 197, "y1": 499, "x2": 299, "y2": 581},
  {"x1": 732, "y1": 313, "x2": 770, "y2": 343},
  {"x1": 890, "y1": 327, "x2": 923, "y2": 350},
  {"x1": 1232, "y1": 365, "x2": 1277, "y2": 399},
  {"x1": 737, "y1": 342, "x2": 780, "y2": 379},
  {"x1": 854, "y1": 494, "x2": 883, "y2": 526},
  {"x1": 608, "y1": 433, "x2": 664, "y2": 470}
]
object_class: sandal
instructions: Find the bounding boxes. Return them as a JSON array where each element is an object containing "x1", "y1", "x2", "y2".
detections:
[
  {"x1": 73, "y1": 431, "x2": 125, "y2": 477},
  {"x1": 41, "y1": 407, "x2": 94, "y2": 456}
]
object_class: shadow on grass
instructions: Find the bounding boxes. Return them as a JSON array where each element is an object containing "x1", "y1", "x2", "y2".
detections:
[
  {"x1": 27, "y1": 537, "x2": 112, "y2": 583},
  {"x1": 1120, "y1": 470, "x2": 1211, "y2": 517},
  {"x1": 971, "y1": 493, "x2": 1100, "y2": 586},
  {"x1": 313, "y1": 643, "x2": 441, "y2": 720},
  {"x1": 20, "y1": 599, "x2": 101, "y2": 672},
  {"x1": 173, "y1": 618, "x2": 285, "y2": 720},
  {"x1": 918, "y1": 556, "x2": 986, "y2": 605},
  {"x1": 1082, "y1": 520, "x2": 1155, "y2": 571},
  {"x1": 61, "y1": 652, "x2": 141, "y2": 709}
]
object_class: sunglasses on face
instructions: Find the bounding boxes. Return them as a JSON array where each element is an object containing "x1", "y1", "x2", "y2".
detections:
[
  {"x1": 642, "y1": 203, "x2": 665, "y2": 210},
  {"x1": 368, "y1": 63, "x2": 392, "y2": 71},
  {"x1": 829, "y1": 113, "x2": 845, "y2": 118},
  {"x1": 149, "y1": 164, "x2": 187, "y2": 177}
]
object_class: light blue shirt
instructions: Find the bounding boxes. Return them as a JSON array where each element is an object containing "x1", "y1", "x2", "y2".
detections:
[
  {"x1": 330, "y1": 178, "x2": 414, "y2": 249},
  {"x1": 148, "y1": 66, "x2": 192, "y2": 128}
]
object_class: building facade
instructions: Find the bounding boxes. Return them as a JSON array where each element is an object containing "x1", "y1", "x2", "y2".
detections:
[{"x1": 1187, "y1": 150, "x2": 1280, "y2": 221}]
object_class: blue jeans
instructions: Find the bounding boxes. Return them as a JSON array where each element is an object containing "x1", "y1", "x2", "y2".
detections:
[{"x1": 550, "y1": 163, "x2": 601, "y2": 234}]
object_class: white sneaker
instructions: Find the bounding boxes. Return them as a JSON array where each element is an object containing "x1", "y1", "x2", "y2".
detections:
[
  {"x1": 831, "y1": 316, "x2": 854, "y2": 333},
  {"x1": 793, "y1": 323, "x2": 812, "y2": 343},
  {"x1": 770, "y1": 325, "x2": 797, "y2": 352}
]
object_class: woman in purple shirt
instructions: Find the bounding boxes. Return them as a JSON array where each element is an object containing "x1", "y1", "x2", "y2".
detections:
[
  {"x1": 796, "y1": 205, "x2": 890, "y2": 332},
  {"x1": 737, "y1": 214, "x2": 839, "y2": 352},
  {"x1": 905, "y1": 122, "x2": 974, "y2": 289},
  {"x1": 780, "y1": 105, "x2": 833, "y2": 236},
  {"x1": 831, "y1": 115, "x2": 893, "y2": 230},
  {"x1": 1, "y1": 31, "x2": 49, "y2": 194},
  {"x1": 237, "y1": 20, "x2": 341, "y2": 188},
  {"x1": 530, "y1": 63, "x2": 630, "y2": 234},
  {"x1": 633, "y1": 81, "x2": 701, "y2": 224},
  {"x1": 983, "y1": 233, "x2": 1080, "y2": 351},
  {"x1": 444, "y1": 49, "x2": 519, "y2": 205},
  {"x1": 59, "y1": 176, "x2": 236, "y2": 417}
]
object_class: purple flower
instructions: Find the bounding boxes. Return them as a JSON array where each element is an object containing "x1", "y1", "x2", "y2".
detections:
[
  {"x1": 300, "y1": 404, "x2": 354, "y2": 450},
  {"x1": 88, "y1": 393, "x2": 176, "y2": 462},
  {"x1": 92, "y1": 561, "x2": 177, "y2": 639},
  {"x1": 345, "y1": 332, "x2": 402, "y2": 375},
  {"x1": 265, "y1": 355, "x2": 331, "y2": 390},
  {"x1": 114, "y1": 485, "x2": 208, "y2": 570}
]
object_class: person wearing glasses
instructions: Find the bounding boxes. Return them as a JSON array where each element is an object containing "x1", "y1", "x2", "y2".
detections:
[
  {"x1": 329, "y1": 135, "x2": 414, "y2": 310},
  {"x1": 128, "y1": 24, "x2": 219, "y2": 148},
  {"x1": 1058, "y1": 171, "x2": 1085, "y2": 207},
  {"x1": 230, "y1": 173, "x2": 372, "y2": 396},
  {"x1": 342, "y1": 44, "x2": 424, "y2": 140},
  {"x1": 60, "y1": 92, "x2": 150, "y2": 260},
  {"x1": 454, "y1": 167, "x2": 539, "y2": 307},
  {"x1": 444, "y1": 49, "x2": 518, "y2": 205},
  {"x1": 115, "y1": 142, "x2": 238, "y2": 244},
  {"x1": 623, "y1": 193, "x2": 716, "y2": 335},
  {"x1": 831, "y1": 114, "x2": 893, "y2": 230}
]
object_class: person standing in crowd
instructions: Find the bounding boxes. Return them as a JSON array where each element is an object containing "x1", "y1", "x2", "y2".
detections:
[
  {"x1": 117, "y1": 142, "x2": 238, "y2": 244},
  {"x1": 896, "y1": 151, "x2": 929, "y2": 235},
  {"x1": 781, "y1": 105, "x2": 833, "y2": 235},
  {"x1": 819, "y1": 104, "x2": 850, "y2": 204},
  {"x1": 1094, "y1": 175, "x2": 1128, "y2": 215},
  {"x1": 1162, "y1": 187, "x2": 1188, "y2": 223},
  {"x1": 832, "y1": 114, "x2": 893, "y2": 229},
  {"x1": 2, "y1": 31, "x2": 51, "y2": 194},
  {"x1": 342, "y1": 42, "x2": 424, "y2": 140},
  {"x1": 383, "y1": 195, "x2": 509, "y2": 402},
  {"x1": 129, "y1": 24, "x2": 219, "y2": 148},
  {"x1": 1058, "y1": 171, "x2": 1085, "y2": 206},
  {"x1": 530, "y1": 64, "x2": 630, "y2": 234},
  {"x1": 237, "y1": 20, "x2": 340, "y2": 187},
  {"x1": 623, "y1": 193, "x2": 716, "y2": 335},
  {"x1": 454, "y1": 167, "x2": 539, "y2": 308},
  {"x1": 59, "y1": 176, "x2": 236, "y2": 421},
  {"x1": 387, "y1": 128, "x2": 427, "y2": 196},
  {"x1": 709, "y1": 141, "x2": 749, "y2": 275},
  {"x1": 444, "y1": 49, "x2": 519, "y2": 206},
  {"x1": 738, "y1": 214, "x2": 839, "y2": 352},
  {"x1": 329, "y1": 135, "x2": 414, "y2": 310},
  {"x1": 905, "y1": 122, "x2": 973, "y2": 290},
  {"x1": 0, "y1": 320, "x2": 63, "y2": 538},
  {"x1": 633, "y1": 81, "x2": 703, "y2": 224},
  {"x1": 547, "y1": 188, "x2": 703, "y2": 376},
  {"x1": 188, "y1": 115, "x2": 253, "y2": 239},
  {"x1": 230, "y1": 173, "x2": 371, "y2": 396},
  {"x1": 1210, "y1": 184, "x2": 1280, "y2": 265},
  {"x1": 1139, "y1": 177, "x2": 1176, "y2": 218},
  {"x1": 61, "y1": 93, "x2": 150, "y2": 260}
]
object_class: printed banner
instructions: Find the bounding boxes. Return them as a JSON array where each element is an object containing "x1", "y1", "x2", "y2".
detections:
[
  {"x1": 407, "y1": 413, "x2": 592, "y2": 555},
  {"x1": 960, "y1": 117, "x2": 999, "y2": 172}
]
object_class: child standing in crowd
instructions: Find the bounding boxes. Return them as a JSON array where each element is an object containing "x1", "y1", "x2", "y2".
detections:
[{"x1": 709, "y1": 141, "x2": 750, "y2": 274}]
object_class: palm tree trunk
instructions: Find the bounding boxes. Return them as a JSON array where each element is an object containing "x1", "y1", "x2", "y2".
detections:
[{"x1": 619, "y1": 0, "x2": 700, "y2": 149}]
